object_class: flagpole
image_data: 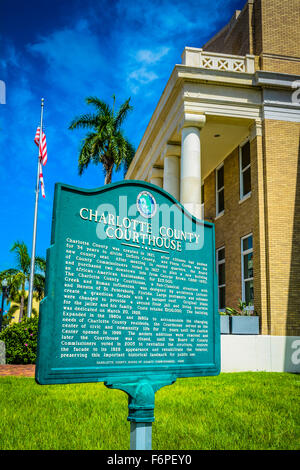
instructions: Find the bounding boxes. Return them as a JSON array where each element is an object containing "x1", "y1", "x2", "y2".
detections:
[{"x1": 28, "y1": 98, "x2": 44, "y2": 318}]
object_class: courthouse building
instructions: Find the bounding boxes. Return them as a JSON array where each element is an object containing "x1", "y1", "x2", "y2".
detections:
[{"x1": 125, "y1": 0, "x2": 300, "y2": 371}]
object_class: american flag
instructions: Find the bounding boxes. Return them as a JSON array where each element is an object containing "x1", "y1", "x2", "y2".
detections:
[
  {"x1": 34, "y1": 126, "x2": 47, "y2": 165},
  {"x1": 34, "y1": 126, "x2": 47, "y2": 198},
  {"x1": 39, "y1": 167, "x2": 45, "y2": 198}
]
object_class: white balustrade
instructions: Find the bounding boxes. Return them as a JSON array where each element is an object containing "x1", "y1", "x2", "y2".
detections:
[{"x1": 181, "y1": 47, "x2": 255, "y2": 74}]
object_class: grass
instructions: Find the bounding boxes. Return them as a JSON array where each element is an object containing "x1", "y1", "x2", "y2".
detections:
[{"x1": 0, "y1": 372, "x2": 299, "y2": 450}]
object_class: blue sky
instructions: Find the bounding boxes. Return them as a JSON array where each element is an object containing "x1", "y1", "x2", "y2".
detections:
[{"x1": 0, "y1": 0, "x2": 245, "y2": 273}]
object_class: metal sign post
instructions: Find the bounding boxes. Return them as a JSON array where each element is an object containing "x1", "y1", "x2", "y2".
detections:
[
  {"x1": 35, "y1": 181, "x2": 220, "y2": 450},
  {"x1": 104, "y1": 375, "x2": 176, "y2": 450},
  {"x1": 130, "y1": 422, "x2": 152, "y2": 450}
]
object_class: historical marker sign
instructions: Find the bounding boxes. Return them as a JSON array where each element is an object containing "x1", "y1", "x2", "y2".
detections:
[{"x1": 36, "y1": 181, "x2": 220, "y2": 387}]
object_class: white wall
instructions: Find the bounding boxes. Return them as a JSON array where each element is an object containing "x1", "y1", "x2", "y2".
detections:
[{"x1": 221, "y1": 335, "x2": 300, "y2": 373}]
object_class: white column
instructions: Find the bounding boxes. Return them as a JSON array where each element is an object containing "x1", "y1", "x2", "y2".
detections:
[
  {"x1": 149, "y1": 167, "x2": 163, "y2": 188},
  {"x1": 178, "y1": 113, "x2": 206, "y2": 219},
  {"x1": 162, "y1": 144, "x2": 180, "y2": 200}
]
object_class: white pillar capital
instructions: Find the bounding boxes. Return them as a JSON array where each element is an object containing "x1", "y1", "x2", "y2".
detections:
[
  {"x1": 163, "y1": 148, "x2": 180, "y2": 200},
  {"x1": 162, "y1": 143, "x2": 181, "y2": 159},
  {"x1": 150, "y1": 167, "x2": 163, "y2": 179},
  {"x1": 149, "y1": 166, "x2": 163, "y2": 188},
  {"x1": 177, "y1": 113, "x2": 206, "y2": 134},
  {"x1": 249, "y1": 119, "x2": 262, "y2": 141}
]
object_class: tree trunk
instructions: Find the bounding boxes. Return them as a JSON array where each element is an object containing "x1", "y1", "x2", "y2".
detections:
[
  {"x1": 19, "y1": 293, "x2": 24, "y2": 323},
  {"x1": 104, "y1": 164, "x2": 114, "y2": 185}
]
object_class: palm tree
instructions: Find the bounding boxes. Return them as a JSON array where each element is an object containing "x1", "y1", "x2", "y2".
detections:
[
  {"x1": 3, "y1": 293, "x2": 39, "y2": 328},
  {"x1": 69, "y1": 95, "x2": 135, "y2": 184},
  {"x1": 0, "y1": 241, "x2": 46, "y2": 322}
]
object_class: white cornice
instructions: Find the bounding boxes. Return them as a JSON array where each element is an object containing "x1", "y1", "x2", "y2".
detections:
[
  {"x1": 263, "y1": 104, "x2": 300, "y2": 122},
  {"x1": 261, "y1": 84, "x2": 300, "y2": 122},
  {"x1": 125, "y1": 64, "x2": 300, "y2": 181},
  {"x1": 254, "y1": 71, "x2": 300, "y2": 89}
]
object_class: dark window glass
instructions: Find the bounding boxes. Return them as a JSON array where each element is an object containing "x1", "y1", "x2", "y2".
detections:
[
  {"x1": 219, "y1": 286, "x2": 226, "y2": 309},
  {"x1": 218, "y1": 263, "x2": 225, "y2": 286},
  {"x1": 245, "y1": 280, "x2": 254, "y2": 304},
  {"x1": 218, "y1": 248, "x2": 225, "y2": 261},
  {"x1": 243, "y1": 235, "x2": 253, "y2": 251},
  {"x1": 243, "y1": 167, "x2": 251, "y2": 196},
  {"x1": 217, "y1": 166, "x2": 224, "y2": 190},
  {"x1": 218, "y1": 189, "x2": 224, "y2": 213},
  {"x1": 240, "y1": 141, "x2": 251, "y2": 197},
  {"x1": 201, "y1": 184, "x2": 204, "y2": 203},
  {"x1": 243, "y1": 252, "x2": 253, "y2": 280},
  {"x1": 241, "y1": 141, "x2": 250, "y2": 169}
]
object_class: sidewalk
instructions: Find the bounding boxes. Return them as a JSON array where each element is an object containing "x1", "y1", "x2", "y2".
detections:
[{"x1": 0, "y1": 365, "x2": 35, "y2": 377}]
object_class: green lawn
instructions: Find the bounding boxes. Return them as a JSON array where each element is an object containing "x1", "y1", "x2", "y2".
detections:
[{"x1": 0, "y1": 372, "x2": 299, "y2": 450}]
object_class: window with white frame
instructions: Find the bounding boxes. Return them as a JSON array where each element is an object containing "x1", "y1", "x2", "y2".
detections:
[
  {"x1": 239, "y1": 140, "x2": 251, "y2": 199},
  {"x1": 216, "y1": 163, "x2": 224, "y2": 216},
  {"x1": 241, "y1": 234, "x2": 254, "y2": 306},
  {"x1": 216, "y1": 246, "x2": 225, "y2": 311}
]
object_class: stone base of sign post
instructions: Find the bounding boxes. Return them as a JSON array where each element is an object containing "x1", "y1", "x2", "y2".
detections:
[
  {"x1": 105, "y1": 375, "x2": 176, "y2": 450},
  {"x1": 0, "y1": 341, "x2": 5, "y2": 365}
]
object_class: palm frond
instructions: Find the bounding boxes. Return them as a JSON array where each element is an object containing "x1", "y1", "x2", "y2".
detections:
[
  {"x1": 114, "y1": 98, "x2": 133, "y2": 130},
  {"x1": 85, "y1": 97, "x2": 112, "y2": 117},
  {"x1": 111, "y1": 131, "x2": 135, "y2": 172},
  {"x1": 90, "y1": 134, "x2": 107, "y2": 161},
  {"x1": 69, "y1": 113, "x2": 98, "y2": 130},
  {"x1": 78, "y1": 134, "x2": 96, "y2": 175},
  {"x1": 0, "y1": 269, "x2": 19, "y2": 281},
  {"x1": 35, "y1": 256, "x2": 46, "y2": 273},
  {"x1": 10, "y1": 241, "x2": 30, "y2": 274},
  {"x1": 123, "y1": 141, "x2": 135, "y2": 174},
  {"x1": 33, "y1": 273, "x2": 45, "y2": 300}
]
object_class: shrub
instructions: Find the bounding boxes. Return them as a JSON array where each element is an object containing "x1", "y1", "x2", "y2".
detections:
[{"x1": 0, "y1": 316, "x2": 39, "y2": 364}]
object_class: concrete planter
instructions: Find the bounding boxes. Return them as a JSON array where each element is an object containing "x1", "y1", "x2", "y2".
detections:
[
  {"x1": 220, "y1": 315, "x2": 230, "y2": 334},
  {"x1": 231, "y1": 316, "x2": 259, "y2": 335}
]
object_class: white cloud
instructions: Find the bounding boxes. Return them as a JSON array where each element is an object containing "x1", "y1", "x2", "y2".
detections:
[
  {"x1": 0, "y1": 43, "x2": 19, "y2": 70},
  {"x1": 126, "y1": 46, "x2": 171, "y2": 94},
  {"x1": 136, "y1": 47, "x2": 170, "y2": 64},
  {"x1": 129, "y1": 67, "x2": 158, "y2": 84},
  {"x1": 26, "y1": 20, "x2": 109, "y2": 97}
]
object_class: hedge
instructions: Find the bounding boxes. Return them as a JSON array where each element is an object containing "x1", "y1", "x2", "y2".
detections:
[{"x1": 0, "y1": 316, "x2": 39, "y2": 364}]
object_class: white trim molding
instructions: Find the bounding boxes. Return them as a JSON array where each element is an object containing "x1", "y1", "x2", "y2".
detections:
[
  {"x1": 241, "y1": 233, "x2": 254, "y2": 305},
  {"x1": 249, "y1": 120, "x2": 262, "y2": 141},
  {"x1": 216, "y1": 162, "x2": 225, "y2": 217},
  {"x1": 216, "y1": 246, "x2": 226, "y2": 311},
  {"x1": 239, "y1": 138, "x2": 251, "y2": 201}
]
